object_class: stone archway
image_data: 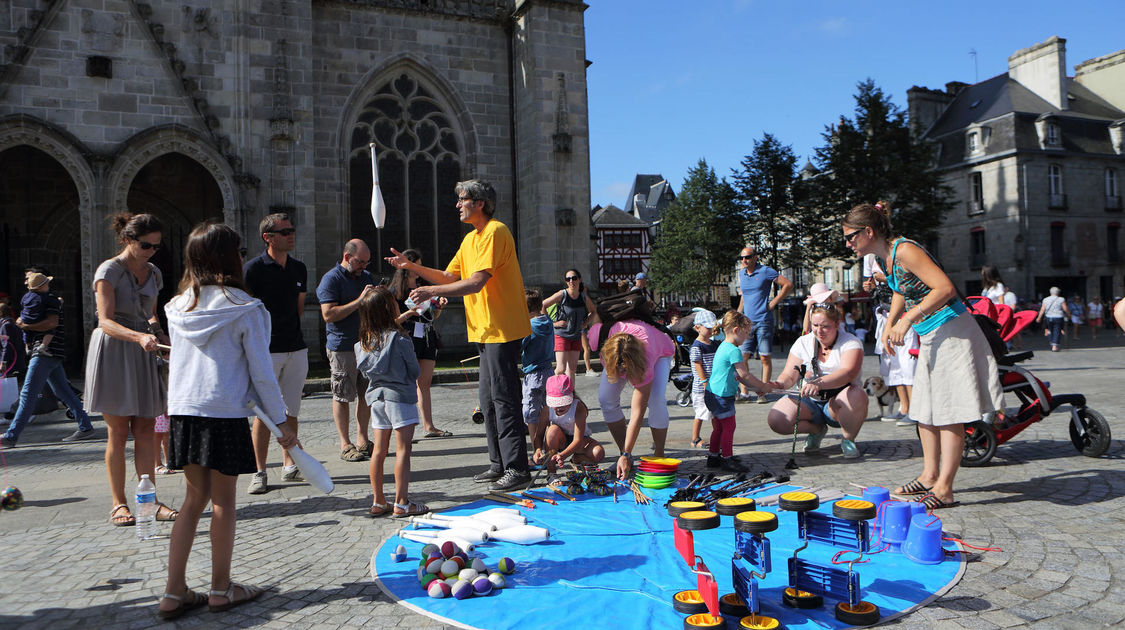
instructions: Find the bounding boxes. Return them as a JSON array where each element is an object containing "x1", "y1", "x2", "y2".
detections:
[
  {"x1": 0, "y1": 116, "x2": 96, "y2": 369},
  {"x1": 0, "y1": 146, "x2": 85, "y2": 369}
]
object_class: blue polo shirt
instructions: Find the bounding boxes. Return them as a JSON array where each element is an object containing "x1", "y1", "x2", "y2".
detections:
[
  {"x1": 315, "y1": 264, "x2": 375, "y2": 351},
  {"x1": 739, "y1": 264, "x2": 779, "y2": 328},
  {"x1": 243, "y1": 251, "x2": 308, "y2": 353}
]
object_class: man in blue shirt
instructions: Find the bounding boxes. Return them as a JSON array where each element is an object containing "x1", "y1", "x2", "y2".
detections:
[
  {"x1": 316, "y1": 239, "x2": 376, "y2": 462},
  {"x1": 736, "y1": 245, "x2": 792, "y2": 401}
]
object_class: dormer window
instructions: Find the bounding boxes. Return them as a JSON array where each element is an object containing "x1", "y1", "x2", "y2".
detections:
[
  {"x1": 968, "y1": 132, "x2": 979, "y2": 153},
  {"x1": 965, "y1": 125, "x2": 990, "y2": 157},
  {"x1": 1046, "y1": 123, "x2": 1060, "y2": 145}
]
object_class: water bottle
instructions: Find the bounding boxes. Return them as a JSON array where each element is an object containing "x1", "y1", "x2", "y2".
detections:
[{"x1": 135, "y1": 474, "x2": 157, "y2": 540}]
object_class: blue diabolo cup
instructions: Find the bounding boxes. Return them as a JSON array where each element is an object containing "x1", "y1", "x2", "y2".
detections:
[
  {"x1": 880, "y1": 501, "x2": 912, "y2": 553},
  {"x1": 903, "y1": 513, "x2": 945, "y2": 564}
]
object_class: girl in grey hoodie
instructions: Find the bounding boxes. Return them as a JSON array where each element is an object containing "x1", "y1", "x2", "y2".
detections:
[
  {"x1": 158, "y1": 222, "x2": 297, "y2": 620},
  {"x1": 355, "y1": 286, "x2": 422, "y2": 517}
]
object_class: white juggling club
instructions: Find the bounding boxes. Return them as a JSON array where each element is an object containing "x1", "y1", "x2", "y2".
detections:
[
  {"x1": 488, "y1": 525, "x2": 550, "y2": 545},
  {"x1": 251, "y1": 404, "x2": 333, "y2": 494},
  {"x1": 369, "y1": 142, "x2": 385, "y2": 229},
  {"x1": 396, "y1": 529, "x2": 475, "y2": 552},
  {"x1": 409, "y1": 515, "x2": 495, "y2": 533}
]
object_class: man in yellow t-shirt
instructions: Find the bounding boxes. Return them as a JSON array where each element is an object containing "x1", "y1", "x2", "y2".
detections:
[{"x1": 385, "y1": 179, "x2": 533, "y2": 492}]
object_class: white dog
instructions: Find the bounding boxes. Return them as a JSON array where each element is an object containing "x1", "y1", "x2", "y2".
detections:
[{"x1": 862, "y1": 376, "x2": 898, "y2": 419}]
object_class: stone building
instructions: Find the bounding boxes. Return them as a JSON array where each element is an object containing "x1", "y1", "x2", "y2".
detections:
[
  {"x1": 908, "y1": 36, "x2": 1125, "y2": 305},
  {"x1": 0, "y1": 0, "x2": 592, "y2": 366}
]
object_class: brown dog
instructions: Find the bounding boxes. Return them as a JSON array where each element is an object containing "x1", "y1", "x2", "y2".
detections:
[{"x1": 862, "y1": 376, "x2": 899, "y2": 419}]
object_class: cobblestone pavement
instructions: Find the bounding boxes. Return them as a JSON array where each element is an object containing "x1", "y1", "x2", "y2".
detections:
[{"x1": 0, "y1": 334, "x2": 1122, "y2": 629}]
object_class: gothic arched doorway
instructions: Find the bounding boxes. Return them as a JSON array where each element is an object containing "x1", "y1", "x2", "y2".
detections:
[
  {"x1": 350, "y1": 73, "x2": 466, "y2": 278},
  {"x1": 126, "y1": 152, "x2": 223, "y2": 325},
  {"x1": 0, "y1": 145, "x2": 84, "y2": 371}
]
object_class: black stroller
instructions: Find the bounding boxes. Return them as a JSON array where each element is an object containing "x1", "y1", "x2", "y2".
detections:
[{"x1": 668, "y1": 312, "x2": 699, "y2": 408}]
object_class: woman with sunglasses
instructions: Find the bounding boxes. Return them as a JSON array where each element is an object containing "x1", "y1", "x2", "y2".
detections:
[
  {"x1": 766, "y1": 302, "x2": 868, "y2": 459},
  {"x1": 843, "y1": 201, "x2": 1002, "y2": 510},
  {"x1": 542, "y1": 269, "x2": 596, "y2": 381},
  {"x1": 85, "y1": 212, "x2": 177, "y2": 527}
]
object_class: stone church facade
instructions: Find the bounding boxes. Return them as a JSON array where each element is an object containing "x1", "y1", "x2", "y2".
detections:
[{"x1": 0, "y1": 0, "x2": 592, "y2": 365}]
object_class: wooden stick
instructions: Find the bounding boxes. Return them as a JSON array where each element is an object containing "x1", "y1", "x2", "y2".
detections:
[
  {"x1": 849, "y1": 482, "x2": 867, "y2": 490},
  {"x1": 156, "y1": 344, "x2": 172, "y2": 352},
  {"x1": 520, "y1": 491, "x2": 557, "y2": 506},
  {"x1": 548, "y1": 485, "x2": 576, "y2": 501},
  {"x1": 486, "y1": 493, "x2": 534, "y2": 509},
  {"x1": 459, "y1": 355, "x2": 481, "y2": 364},
  {"x1": 484, "y1": 494, "x2": 521, "y2": 505}
]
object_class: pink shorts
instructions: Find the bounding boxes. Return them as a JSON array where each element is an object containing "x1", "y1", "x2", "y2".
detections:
[
  {"x1": 554, "y1": 336, "x2": 582, "y2": 352},
  {"x1": 154, "y1": 413, "x2": 170, "y2": 433}
]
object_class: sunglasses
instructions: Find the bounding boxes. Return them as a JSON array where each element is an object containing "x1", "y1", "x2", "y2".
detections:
[
  {"x1": 737, "y1": 255, "x2": 755, "y2": 261},
  {"x1": 136, "y1": 241, "x2": 163, "y2": 251},
  {"x1": 565, "y1": 276, "x2": 580, "y2": 282},
  {"x1": 267, "y1": 227, "x2": 296, "y2": 236},
  {"x1": 844, "y1": 228, "x2": 865, "y2": 243}
]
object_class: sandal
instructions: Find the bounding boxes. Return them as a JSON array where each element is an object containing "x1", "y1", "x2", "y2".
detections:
[
  {"x1": 368, "y1": 502, "x2": 391, "y2": 517},
  {"x1": 690, "y1": 438, "x2": 704, "y2": 449},
  {"x1": 156, "y1": 465, "x2": 177, "y2": 475},
  {"x1": 208, "y1": 582, "x2": 263, "y2": 613},
  {"x1": 424, "y1": 429, "x2": 453, "y2": 438},
  {"x1": 918, "y1": 493, "x2": 960, "y2": 510},
  {"x1": 340, "y1": 445, "x2": 366, "y2": 462},
  {"x1": 358, "y1": 441, "x2": 374, "y2": 458},
  {"x1": 157, "y1": 588, "x2": 207, "y2": 620},
  {"x1": 156, "y1": 502, "x2": 179, "y2": 522},
  {"x1": 894, "y1": 479, "x2": 932, "y2": 496},
  {"x1": 392, "y1": 500, "x2": 428, "y2": 518},
  {"x1": 110, "y1": 504, "x2": 135, "y2": 527}
]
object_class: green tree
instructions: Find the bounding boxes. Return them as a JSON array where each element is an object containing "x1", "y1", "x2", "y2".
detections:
[
  {"x1": 650, "y1": 159, "x2": 741, "y2": 302},
  {"x1": 807, "y1": 79, "x2": 954, "y2": 261},
  {"x1": 730, "y1": 133, "x2": 821, "y2": 272}
]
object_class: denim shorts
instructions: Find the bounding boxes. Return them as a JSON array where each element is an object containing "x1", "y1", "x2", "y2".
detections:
[
  {"x1": 790, "y1": 394, "x2": 841, "y2": 428},
  {"x1": 738, "y1": 319, "x2": 773, "y2": 357},
  {"x1": 704, "y1": 389, "x2": 736, "y2": 419}
]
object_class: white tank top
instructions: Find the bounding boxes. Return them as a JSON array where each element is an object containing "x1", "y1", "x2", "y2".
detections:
[{"x1": 550, "y1": 400, "x2": 590, "y2": 437}]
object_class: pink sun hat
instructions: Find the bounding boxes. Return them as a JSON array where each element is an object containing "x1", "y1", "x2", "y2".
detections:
[
  {"x1": 545, "y1": 374, "x2": 574, "y2": 407},
  {"x1": 804, "y1": 282, "x2": 841, "y2": 306}
]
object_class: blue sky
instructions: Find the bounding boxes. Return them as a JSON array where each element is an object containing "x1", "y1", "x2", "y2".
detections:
[{"x1": 584, "y1": 1, "x2": 1125, "y2": 208}]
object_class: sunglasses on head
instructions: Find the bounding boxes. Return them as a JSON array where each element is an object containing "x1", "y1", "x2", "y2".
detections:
[
  {"x1": 136, "y1": 241, "x2": 162, "y2": 251},
  {"x1": 267, "y1": 227, "x2": 296, "y2": 236}
]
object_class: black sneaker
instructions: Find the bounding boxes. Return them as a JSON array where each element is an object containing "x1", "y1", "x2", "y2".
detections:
[
  {"x1": 706, "y1": 454, "x2": 722, "y2": 468},
  {"x1": 473, "y1": 468, "x2": 504, "y2": 483},
  {"x1": 721, "y1": 457, "x2": 749, "y2": 472},
  {"x1": 488, "y1": 469, "x2": 531, "y2": 492}
]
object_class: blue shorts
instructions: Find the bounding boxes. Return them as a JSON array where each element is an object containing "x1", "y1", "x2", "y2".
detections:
[
  {"x1": 789, "y1": 394, "x2": 841, "y2": 429},
  {"x1": 739, "y1": 319, "x2": 774, "y2": 357}
]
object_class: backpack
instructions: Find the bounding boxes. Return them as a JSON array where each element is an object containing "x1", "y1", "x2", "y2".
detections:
[{"x1": 593, "y1": 288, "x2": 666, "y2": 350}]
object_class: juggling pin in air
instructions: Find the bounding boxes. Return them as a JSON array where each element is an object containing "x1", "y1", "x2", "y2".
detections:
[
  {"x1": 369, "y1": 142, "x2": 386, "y2": 229},
  {"x1": 488, "y1": 525, "x2": 550, "y2": 545},
  {"x1": 250, "y1": 403, "x2": 333, "y2": 494},
  {"x1": 409, "y1": 515, "x2": 495, "y2": 533},
  {"x1": 396, "y1": 529, "x2": 475, "y2": 552}
]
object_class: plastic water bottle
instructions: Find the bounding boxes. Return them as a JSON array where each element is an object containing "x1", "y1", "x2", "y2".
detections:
[{"x1": 135, "y1": 474, "x2": 157, "y2": 540}]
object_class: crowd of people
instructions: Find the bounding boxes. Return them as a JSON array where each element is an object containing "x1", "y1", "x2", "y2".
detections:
[{"x1": 4, "y1": 186, "x2": 1125, "y2": 619}]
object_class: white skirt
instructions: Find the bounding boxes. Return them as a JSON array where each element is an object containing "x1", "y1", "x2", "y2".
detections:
[{"x1": 911, "y1": 311, "x2": 1003, "y2": 427}]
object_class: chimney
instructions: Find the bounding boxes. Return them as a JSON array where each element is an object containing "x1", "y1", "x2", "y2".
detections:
[{"x1": 1008, "y1": 36, "x2": 1068, "y2": 110}]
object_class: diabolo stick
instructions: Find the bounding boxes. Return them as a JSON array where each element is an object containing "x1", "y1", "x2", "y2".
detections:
[{"x1": 785, "y1": 365, "x2": 807, "y2": 471}]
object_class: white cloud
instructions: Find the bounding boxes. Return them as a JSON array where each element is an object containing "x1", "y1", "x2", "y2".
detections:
[{"x1": 817, "y1": 17, "x2": 849, "y2": 34}]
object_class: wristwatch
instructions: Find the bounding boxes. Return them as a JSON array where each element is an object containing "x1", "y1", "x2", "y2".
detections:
[{"x1": 620, "y1": 451, "x2": 631, "y2": 459}]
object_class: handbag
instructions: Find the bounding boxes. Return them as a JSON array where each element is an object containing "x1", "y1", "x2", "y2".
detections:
[{"x1": 1, "y1": 375, "x2": 17, "y2": 415}]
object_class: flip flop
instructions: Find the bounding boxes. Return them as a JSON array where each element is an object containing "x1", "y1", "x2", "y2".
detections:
[
  {"x1": 918, "y1": 493, "x2": 960, "y2": 510},
  {"x1": 424, "y1": 429, "x2": 453, "y2": 438},
  {"x1": 157, "y1": 588, "x2": 207, "y2": 620},
  {"x1": 895, "y1": 479, "x2": 932, "y2": 495}
]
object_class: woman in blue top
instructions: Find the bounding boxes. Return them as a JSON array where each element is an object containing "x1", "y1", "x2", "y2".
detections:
[{"x1": 844, "y1": 201, "x2": 1002, "y2": 510}]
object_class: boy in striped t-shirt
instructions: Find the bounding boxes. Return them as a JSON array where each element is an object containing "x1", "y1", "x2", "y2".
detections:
[{"x1": 688, "y1": 310, "x2": 720, "y2": 448}]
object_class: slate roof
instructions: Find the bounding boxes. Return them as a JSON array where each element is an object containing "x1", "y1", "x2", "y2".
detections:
[
  {"x1": 592, "y1": 203, "x2": 649, "y2": 228},
  {"x1": 623, "y1": 174, "x2": 676, "y2": 224},
  {"x1": 925, "y1": 72, "x2": 1125, "y2": 168}
]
